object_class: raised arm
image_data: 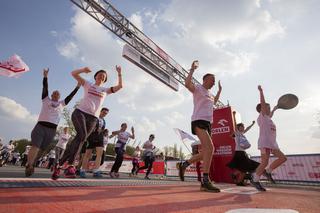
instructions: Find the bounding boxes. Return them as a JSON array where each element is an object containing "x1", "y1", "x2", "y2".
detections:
[
  {"x1": 130, "y1": 127, "x2": 135, "y2": 139},
  {"x1": 244, "y1": 121, "x2": 255, "y2": 133},
  {"x1": 42, "y1": 68, "x2": 49, "y2": 99},
  {"x1": 185, "y1": 60, "x2": 198, "y2": 93},
  {"x1": 110, "y1": 65, "x2": 123, "y2": 93},
  {"x1": 109, "y1": 130, "x2": 121, "y2": 138},
  {"x1": 64, "y1": 82, "x2": 81, "y2": 105},
  {"x1": 258, "y1": 85, "x2": 267, "y2": 115},
  {"x1": 270, "y1": 106, "x2": 278, "y2": 118},
  {"x1": 214, "y1": 80, "x2": 222, "y2": 105},
  {"x1": 71, "y1": 67, "x2": 91, "y2": 86}
]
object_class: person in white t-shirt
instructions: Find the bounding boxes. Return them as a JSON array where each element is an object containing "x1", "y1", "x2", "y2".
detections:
[
  {"x1": 109, "y1": 123, "x2": 135, "y2": 178},
  {"x1": 25, "y1": 68, "x2": 80, "y2": 177},
  {"x1": 52, "y1": 66, "x2": 123, "y2": 180},
  {"x1": 251, "y1": 85, "x2": 287, "y2": 191},
  {"x1": 54, "y1": 127, "x2": 71, "y2": 167},
  {"x1": 178, "y1": 60, "x2": 222, "y2": 193},
  {"x1": 137, "y1": 134, "x2": 156, "y2": 179},
  {"x1": 21, "y1": 145, "x2": 31, "y2": 167}
]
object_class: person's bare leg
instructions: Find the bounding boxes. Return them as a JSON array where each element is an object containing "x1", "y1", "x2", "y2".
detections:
[
  {"x1": 194, "y1": 127, "x2": 213, "y2": 173},
  {"x1": 94, "y1": 147, "x2": 103, "y2": 170},
  {"x1": 25, "y1": 146, "x2": 40, "y2": 176}
]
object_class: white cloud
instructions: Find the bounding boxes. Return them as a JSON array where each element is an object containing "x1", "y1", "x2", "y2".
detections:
[
  {"x1": 0, "y1": 96, "x2": 37, "y2": 122},
  {"x1": 0, "y1": 96, "x2": 37, "y2": 141},
  {"x1": 129, "y1": 13, "x2": 143, "y2": 31}
]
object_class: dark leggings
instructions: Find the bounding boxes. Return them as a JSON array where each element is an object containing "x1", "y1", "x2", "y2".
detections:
[
  {"x1": 59, "y1": 109, "x2": 98, "y2": 166},
  {"x1": 131, "y1": 160, "x2": 139, "y2": 174},
  {"x1": 111, "y1": 147, "x2": 124, "y2": 172},
  {"x1": 138, "y1": 156, "x2": 154, "y2": 177}
]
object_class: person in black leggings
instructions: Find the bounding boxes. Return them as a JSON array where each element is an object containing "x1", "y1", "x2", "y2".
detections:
[{"x1": 137, "y1": 134, "x2": 155, "y2": 180}]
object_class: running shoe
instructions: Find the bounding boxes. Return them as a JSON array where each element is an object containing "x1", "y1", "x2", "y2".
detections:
[
  {"x1": 264, "y1": 172, "x2": 276, "y2": 184},
  {"x1": 144, "y1": 176, "x2": 150, "y2": 180},
  {"x1": 115, "y1": 172, "x2": 120, "y2": 178},
  {"x1": 109, "y1": 171, "x2": 115, "y2": 178},
  {"x1": 93, "y1": 171, "x2": 103, "y2": 178},
  {"x1": 79, "y1": 170, "x2": 87, "y2": 178},
  {"x1": 177, "y1": 162, "x2": 186, "y2": 181},
  {"x1": 251, "y1": 181, "x2": 266, "y2": 191},
  {"x1": 200, "y1": 182, "x2": 220, "y2": 193},
  {"x1": 25, "y1": 165, "x2": 34, "y2": 177},
  {"x1": 64, "y1": 166, "x2": 76, "y2": 178},
  {"x1": 51, "y1": 166, "x2": 60, "y2": 180}
]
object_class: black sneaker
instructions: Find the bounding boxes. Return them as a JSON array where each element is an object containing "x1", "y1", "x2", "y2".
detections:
[
  {"x1": 200, "y1": 182, "x2": 220, "y2": 193},
  {"x1": 264, "y1": 172, "x2": 276, "y2": 184},
  {"x1": 177, "y1": 162, "x2": 186, "y2": 181},
  {"x1": 25, "y1": 165, "x2": 34, "y2": 177},
  {"x1": 251, "y1": 181, "x2": 266, "y2": 191}
]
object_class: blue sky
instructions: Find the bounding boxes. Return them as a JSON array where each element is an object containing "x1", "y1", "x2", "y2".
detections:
[{"x1": 1, "y1": 0, "x2": 319, "y2": 156}]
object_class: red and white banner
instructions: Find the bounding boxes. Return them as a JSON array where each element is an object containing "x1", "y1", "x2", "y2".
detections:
[
  {"x1": 0, "y1": 54, "x2": 30, "y2": 78},
  {"x1": 251, "y1": 154, "x2": 320, "y2": 182},
  {"x1": 210, "y1": 106, "x2": 236, "y2": 183},
  {"x1": 166, "y1": 160, "x2": 201, "y2": 177}
]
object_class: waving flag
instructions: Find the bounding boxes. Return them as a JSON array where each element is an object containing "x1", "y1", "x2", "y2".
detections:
[
  {"x1": 174, "y1": 128, "x2": 197, "y2": 142},
  {"x1": 0, "y1": 54, "x2": 30, "y2": 78},
  {"x1": 173, "y1": 128, "x2": 198, "y2": 154}
]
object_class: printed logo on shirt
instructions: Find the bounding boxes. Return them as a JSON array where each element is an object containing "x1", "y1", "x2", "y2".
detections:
[{"x1": 88, "y1": 86, "x2": 105, "y2": 98}]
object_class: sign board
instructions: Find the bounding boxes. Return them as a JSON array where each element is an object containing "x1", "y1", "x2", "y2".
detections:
[
  {"x1": 122, "y1": 44, "x2": 179, "y2": 91},
  {"x1": 210, "y1": 106, "x2": 236, "y2": 183}
]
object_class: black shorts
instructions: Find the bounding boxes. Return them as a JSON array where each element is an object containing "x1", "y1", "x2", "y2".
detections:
[
  {"x1": 227, "y1": 151, "x2": 260, "y2": 173},
  {"x1": 191, "y1": 120, "x2": 211, "y2": 135},
  {"x1": 87, "y1": 131, "x2": 104, "y2": 149}
]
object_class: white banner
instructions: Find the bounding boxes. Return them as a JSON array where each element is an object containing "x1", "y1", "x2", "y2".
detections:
[{"x1": 251, "y1": 154, "x2": 320, "y2": 182}]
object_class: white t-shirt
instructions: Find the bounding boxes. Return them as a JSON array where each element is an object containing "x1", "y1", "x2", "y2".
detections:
[
  {"x1": 56, "y1": 133, "x2": 71, "y2": 150},
  {"x1": 23, "y1": 146, "x2": 31, "y2": 155},
  {"x1": 48, "y1": 149, "x2": 56, "y2": 158},
  {"x1": 191, "y1": 84, "x2": 215, "y2": 123},
  {"x1": 115, "y1": 131, "x2": 132, "y2": 149},
  {"x1": 3, "y1": 144, "x2": 14, "y2": 152},
  {"x1": 133, "y1": 150, "x2": 141, "y2": 158},
  {"x1": 234, "y1": 131, "x2": 251, "y2": 151},
  {"x1": 38, "y1": 97, "x2": 65, "y2": 125},
  {"x1": 77, "y1": 80, "x2": 112, "y2": 117},
  {"x1": 257, "y1": 113, "x2": 279, "y2": 150},
  {"x1": 143, "y1": 140, "x2": 155, "y2": 157},
  {"x1": 103, "y1": 136, "x2": 109, "y2": 150}
]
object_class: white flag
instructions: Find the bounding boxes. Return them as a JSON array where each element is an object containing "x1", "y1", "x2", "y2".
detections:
[
  {"x1": 173, "y1": 128, "x2": 196, "y2": 142},
  {"x1": 0, "y1": 54, "x2": 30, "y2": 78}
]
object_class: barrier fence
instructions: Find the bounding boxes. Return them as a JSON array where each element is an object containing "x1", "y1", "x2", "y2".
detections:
[{"x1": 86, "y1": 153, "x2": 320, "y2": 186}]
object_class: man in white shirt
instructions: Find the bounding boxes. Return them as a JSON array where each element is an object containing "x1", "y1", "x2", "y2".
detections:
[{"x1": 178, "y1": 60, "x2": 222, "y2": 193}]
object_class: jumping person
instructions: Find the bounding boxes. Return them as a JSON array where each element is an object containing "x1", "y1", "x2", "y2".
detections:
[
  {"x1": 227, "y1": 111, "x2": 259, "y2": 186},
  {"x1": 51, "y1": 66, "x2": 123, "y2": 180},
  {"x1": 137, "y1": 135, "x2": 156, "y2": 179},
  {"x1": 109, "y1": 123, "x2": 135, "y2": 178},
  {"x1": 80, "y1": 107, "x2": 109, "y2": 178},
  {"x1": 251, "y1": 85, "x2": 287, "y2": 191},
  {"x1": 25, "y1": 68, "x2": 80, "y2": 177},
  {"x1": 178, "y1": 60, "x2": 222, "y2": 192},
  {"x1": 54, "y1": 127, "x2": 71, "y2": 168}
]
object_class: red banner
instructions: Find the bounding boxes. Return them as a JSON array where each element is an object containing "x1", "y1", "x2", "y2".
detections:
[{"x1": 210, "y1": 106, "x2": 236, "y2": 183}]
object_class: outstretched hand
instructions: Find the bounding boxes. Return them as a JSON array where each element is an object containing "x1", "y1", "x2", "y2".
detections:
[
  {"x1": 116, "y1": 65, "x2": 122, "y2": 75},
  {"x1": 218, "y1": 80, "x2": 222, "y2": 90},
  {"x1": 258, "y1": 85, "x2": 263, "y2": 92},
  {"x1": 191, "y1": 60, "x2": 199, "y2": 71},
  {"x1": 43, "y1": 68, "x2": 49, "y2": 77},
  {"x1": 82, "y1": 67, "x2": 91, "y2": 74}
]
